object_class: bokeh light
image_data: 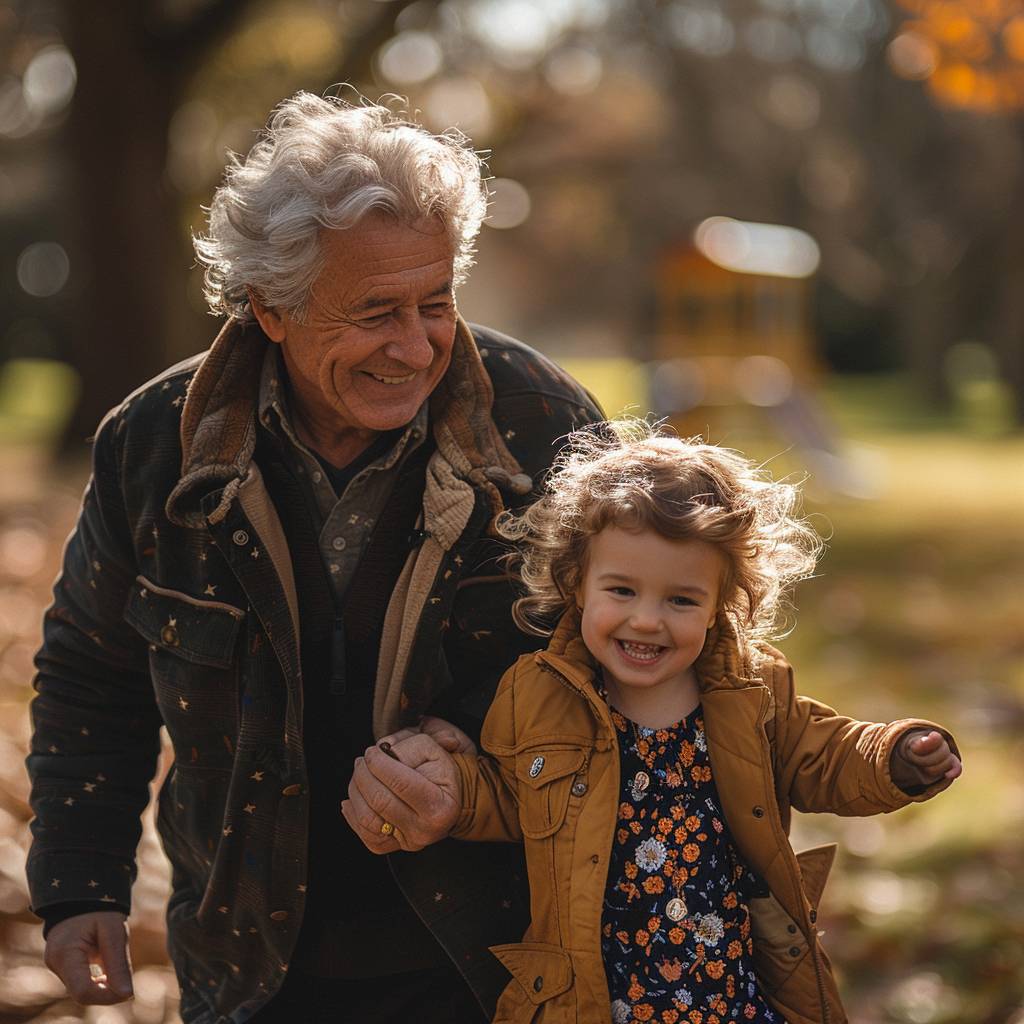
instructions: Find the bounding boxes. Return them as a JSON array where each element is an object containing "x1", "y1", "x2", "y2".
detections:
[
  {"x1": 377, "y1": 30, "x2": 443, "y2": 85},
  {"x1": 762, "y1": 73, "x2": 821, "y2": 130},
  {"x1": 16, "y1": 242, "x2": 70, "y2": 298},
  {"x1": 694, "y1": 217, "x2": 821, "y2": 278},
  {"x1": 734, "y1": 354, "x2": 794, "y2": 406},
  {"x1": 544, "y1": 46, "x2": 603, "y2": 95},
  {"x1": 21, "y1": 45, "x2": 77, "y2": 119},
  {"x1": 422, "y1": 76, "x2": 492, "y2": 136},
  {"x1": 486, "y1": 178, "x2": 531, "y2": 230},
  {"x1": 667, "y1": 3, "x2": 736, "y2": 57}
]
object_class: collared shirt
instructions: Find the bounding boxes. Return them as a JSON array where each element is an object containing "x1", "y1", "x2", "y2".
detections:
[{"x1": 256, "y1": 345, "x2": 428, "y2": 600}]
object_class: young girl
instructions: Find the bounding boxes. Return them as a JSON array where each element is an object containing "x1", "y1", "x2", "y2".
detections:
[{"x1": 446, "y1": 423, "x2": 961, "y2": 1024}]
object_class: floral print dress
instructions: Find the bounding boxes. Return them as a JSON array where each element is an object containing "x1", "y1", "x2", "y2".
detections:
[{"x1": 600, "y1": 703, "x2": 786, "y2": 1024}]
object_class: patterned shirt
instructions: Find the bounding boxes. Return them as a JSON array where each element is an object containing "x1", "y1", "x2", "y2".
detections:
[{"x1": 601, "y1": 703, "x2": 785, "y2": 1024}]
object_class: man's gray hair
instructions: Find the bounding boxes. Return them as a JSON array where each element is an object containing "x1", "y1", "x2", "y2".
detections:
[{"x1": 193, "y1": 91, "x2": 488, "y2": 322}]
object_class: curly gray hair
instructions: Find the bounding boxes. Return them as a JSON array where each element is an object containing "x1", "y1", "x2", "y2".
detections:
[{"x1": 193, "y1": 91, "x2": 488, "y2": 322}]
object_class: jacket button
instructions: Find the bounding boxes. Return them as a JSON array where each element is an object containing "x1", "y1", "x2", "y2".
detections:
[
  {"x1": 787, "y1": 924, "x2": 797, "y2": 934},
  {"x1": 571, "y1": 780, "x2": 588, "y2": 797},
  {"x1": 752, "y1": 806, "x2": 765, "y2": 818},
  {"x1": 160, "y1": 625, "x2": 179, "y2": 646},
  {"x1": 789, "y1": 946, "x2": 801, "y2": 957},
  {"x1": 533, "y1": 976, "x2": 543, "y2": 992},
  {"x1": 281, "y1": 784, "x2": 302, "y2": 797},
  {"x1": 269, "y1": 910, "x2": 288, "y2": 922},
  {"x1": 232, "y1": 530, "x2": 249, "y2": 546}
]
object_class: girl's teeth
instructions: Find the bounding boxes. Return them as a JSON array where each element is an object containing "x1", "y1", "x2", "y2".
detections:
[{"x1": 621, "y1": 641, "x2": 661, "y2": 661}]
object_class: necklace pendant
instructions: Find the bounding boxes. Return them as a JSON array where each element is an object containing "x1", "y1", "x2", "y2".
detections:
[{"x1": 666, "y1": 896, "x2": 688, "y2": 922}]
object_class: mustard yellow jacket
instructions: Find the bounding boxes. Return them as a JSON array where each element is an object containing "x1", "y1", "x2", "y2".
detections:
[{"x1": 451, "y1": 610, "x2": 957, "y2": 1024}]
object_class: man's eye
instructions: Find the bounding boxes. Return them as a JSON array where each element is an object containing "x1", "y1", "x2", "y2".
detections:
[
  {"x1": 421, "y1": 302, "x2": 452, "y2": 316},
  {"x1": 361, "y1": 312, "x2": 392, "y2": 325}
]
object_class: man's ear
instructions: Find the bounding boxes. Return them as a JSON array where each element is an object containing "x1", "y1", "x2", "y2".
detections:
[{"x1": 247, "y1": 287, "x2": 287, "y2": 343}]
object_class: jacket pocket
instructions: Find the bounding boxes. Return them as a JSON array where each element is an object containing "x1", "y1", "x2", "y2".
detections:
[
  {"x1": 124, "y1": 575, "x2": 245, "y2": 667},
  {"x1": 123, "y1": 576, "x2": 245, "y2": 766},
  {"x1": 749, "y1": 844, "x2": 840, "y2": 1014},
  {"x1": 489, "y1": 942, "x2": 575, "y2": 1024},
  {"x1": 514, "y1": 747, "x2": 588, "y2": 839}
]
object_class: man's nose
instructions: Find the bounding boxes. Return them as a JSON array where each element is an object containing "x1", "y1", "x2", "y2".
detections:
[{"x1": 383, "y1": 311, "x2": 434, "y2": 369}]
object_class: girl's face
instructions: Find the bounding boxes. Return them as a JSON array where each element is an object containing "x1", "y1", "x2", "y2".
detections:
[{"x1": 576, "y1": 526, "x2": 723, "y2": 719}]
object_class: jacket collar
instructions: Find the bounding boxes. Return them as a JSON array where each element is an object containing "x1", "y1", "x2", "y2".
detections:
[
  {"x1": 535, "y1": 606, "x2": 764, "y2": 702},
  {"x1": 165, "y1": 315, "x2": 526, "y2": 529}
]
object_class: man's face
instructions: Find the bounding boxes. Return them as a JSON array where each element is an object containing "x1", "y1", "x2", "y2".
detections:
[{"x1": 257, "y1": 213, "x2": 458, "y2": 441}]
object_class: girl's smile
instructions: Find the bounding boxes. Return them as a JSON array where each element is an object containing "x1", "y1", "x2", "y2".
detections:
[{"x1": 576, "y1": 526, "x2": 724, "y2": 727}]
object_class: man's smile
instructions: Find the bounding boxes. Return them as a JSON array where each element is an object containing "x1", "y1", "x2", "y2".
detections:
[{"x1": 366, "y1": 370, "x2": 418, "y2": 385}]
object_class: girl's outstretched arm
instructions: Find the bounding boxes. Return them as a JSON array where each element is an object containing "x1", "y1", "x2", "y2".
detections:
[{"x1": 765, "y1": 651, "x2": 961, "y2": 815}]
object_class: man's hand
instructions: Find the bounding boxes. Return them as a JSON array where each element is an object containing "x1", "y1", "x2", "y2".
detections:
[
  {"x1": 342, "y1": 717, "x2": 469, "y2": 854},
  {"x1": 44, "y1": 911, "x2": 133, "y2": 1005},
  {"x1": 892, "y1": 729, "x2": 962, "y2": 791}
]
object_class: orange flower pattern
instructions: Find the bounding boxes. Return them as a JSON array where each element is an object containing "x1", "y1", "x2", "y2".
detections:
[{"x1": 600, "y1": 705, "x2": 784, "y2": 1024}]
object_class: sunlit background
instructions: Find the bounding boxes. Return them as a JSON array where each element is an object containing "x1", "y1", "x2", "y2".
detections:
[{"x1": 0, "y1": 0, "x2": 1022, "y2": 1021}]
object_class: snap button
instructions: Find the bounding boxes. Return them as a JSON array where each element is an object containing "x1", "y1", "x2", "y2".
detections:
[
  {"x1": 160, "y1": 624, "x2": 179, "y2": 646},
  {"x1": 311, "y1": 471, "x2": 322, "y2": 483},
  {"x1": 528, "y1": 756, "x2": 544, "y2": 778},
  {"x1": 232, "y1": 530, "x2": 249, "y2": 546},
  {"x1": 789, "y1": 946, "x2": 801, "y2": 957},
  {"x1": 590, "y1": 854, "x2": 600, "y2": 864},
  {"x1": 787, "y1": 924, "x2": 797, "y2": 934},
  {"x1": 533, "y1": 976, "x2": 543, "y2": 992},
  {"x1": 269, "y1": 910, "x2": 289, "y2": 922},
  {"x1": 571, "y1": 780, "x2": 588, "y2": 797},
  {"x1": 281, "y1": 784, "x2": 302, "y2": 797},
  {"x1": 752, "y1": 806, "x2": 765, "y2": 818},
  {"x1": 331, "y1": 536, "x2": 346, "y2": 551}
]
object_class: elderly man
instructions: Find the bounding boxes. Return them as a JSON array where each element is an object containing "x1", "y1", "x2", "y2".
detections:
[{"x1": 27, "y1": 92, "x2": 601, "y2": 1023}]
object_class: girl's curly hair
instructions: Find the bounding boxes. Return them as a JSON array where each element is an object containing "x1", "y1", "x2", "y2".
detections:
[{"x1": 497, "y1": 420, "x2": 822, "y2": 648}]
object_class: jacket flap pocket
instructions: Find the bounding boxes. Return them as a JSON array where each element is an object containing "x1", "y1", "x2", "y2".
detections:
[
  {"x1": 124, "y1": 576, "x2": 244, "y2": 668},
  {"x1": 514, "y1": 747, "x2": 586, "y2": 790},
  {"x1": 489, "y1": 942, "x2": 573, "y2": 1005},
  {"x1": 795, "y1": 843, "x2": 836, "y2": 907},
  {"x1": 514, "y1": 748, "x2": 587, "y2": 839}
]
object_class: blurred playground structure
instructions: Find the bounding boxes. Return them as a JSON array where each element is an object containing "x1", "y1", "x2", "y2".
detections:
[{"x1": 562, "y1": 215, "x2": 870, "y2": 495}]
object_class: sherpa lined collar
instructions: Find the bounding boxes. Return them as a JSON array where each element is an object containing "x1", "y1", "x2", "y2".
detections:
[{"x1": 165, "y1": 315, "x2": 527, "y2": 529}]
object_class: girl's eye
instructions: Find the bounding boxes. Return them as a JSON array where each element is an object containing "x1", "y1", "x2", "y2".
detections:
[
  {"x1": 670, "y1": 596, "x2": 697, "y2": 607},
  {"x1": 609, "y1": 586, "x2": 634, "y2": 597}
]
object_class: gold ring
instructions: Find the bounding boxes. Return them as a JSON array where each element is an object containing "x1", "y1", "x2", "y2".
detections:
[{"x1": 380, "y1": 821, "x2": 395, "y2": 837}]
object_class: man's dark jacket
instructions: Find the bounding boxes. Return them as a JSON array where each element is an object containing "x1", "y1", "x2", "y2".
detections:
[{"x1": 26, "y1": 317, "x2": 602, "y2": 1023}]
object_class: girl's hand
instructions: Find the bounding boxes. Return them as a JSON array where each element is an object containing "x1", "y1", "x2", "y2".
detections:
[{"x1": 892, "y1": 729, "x2": 962, "y2": 791}]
